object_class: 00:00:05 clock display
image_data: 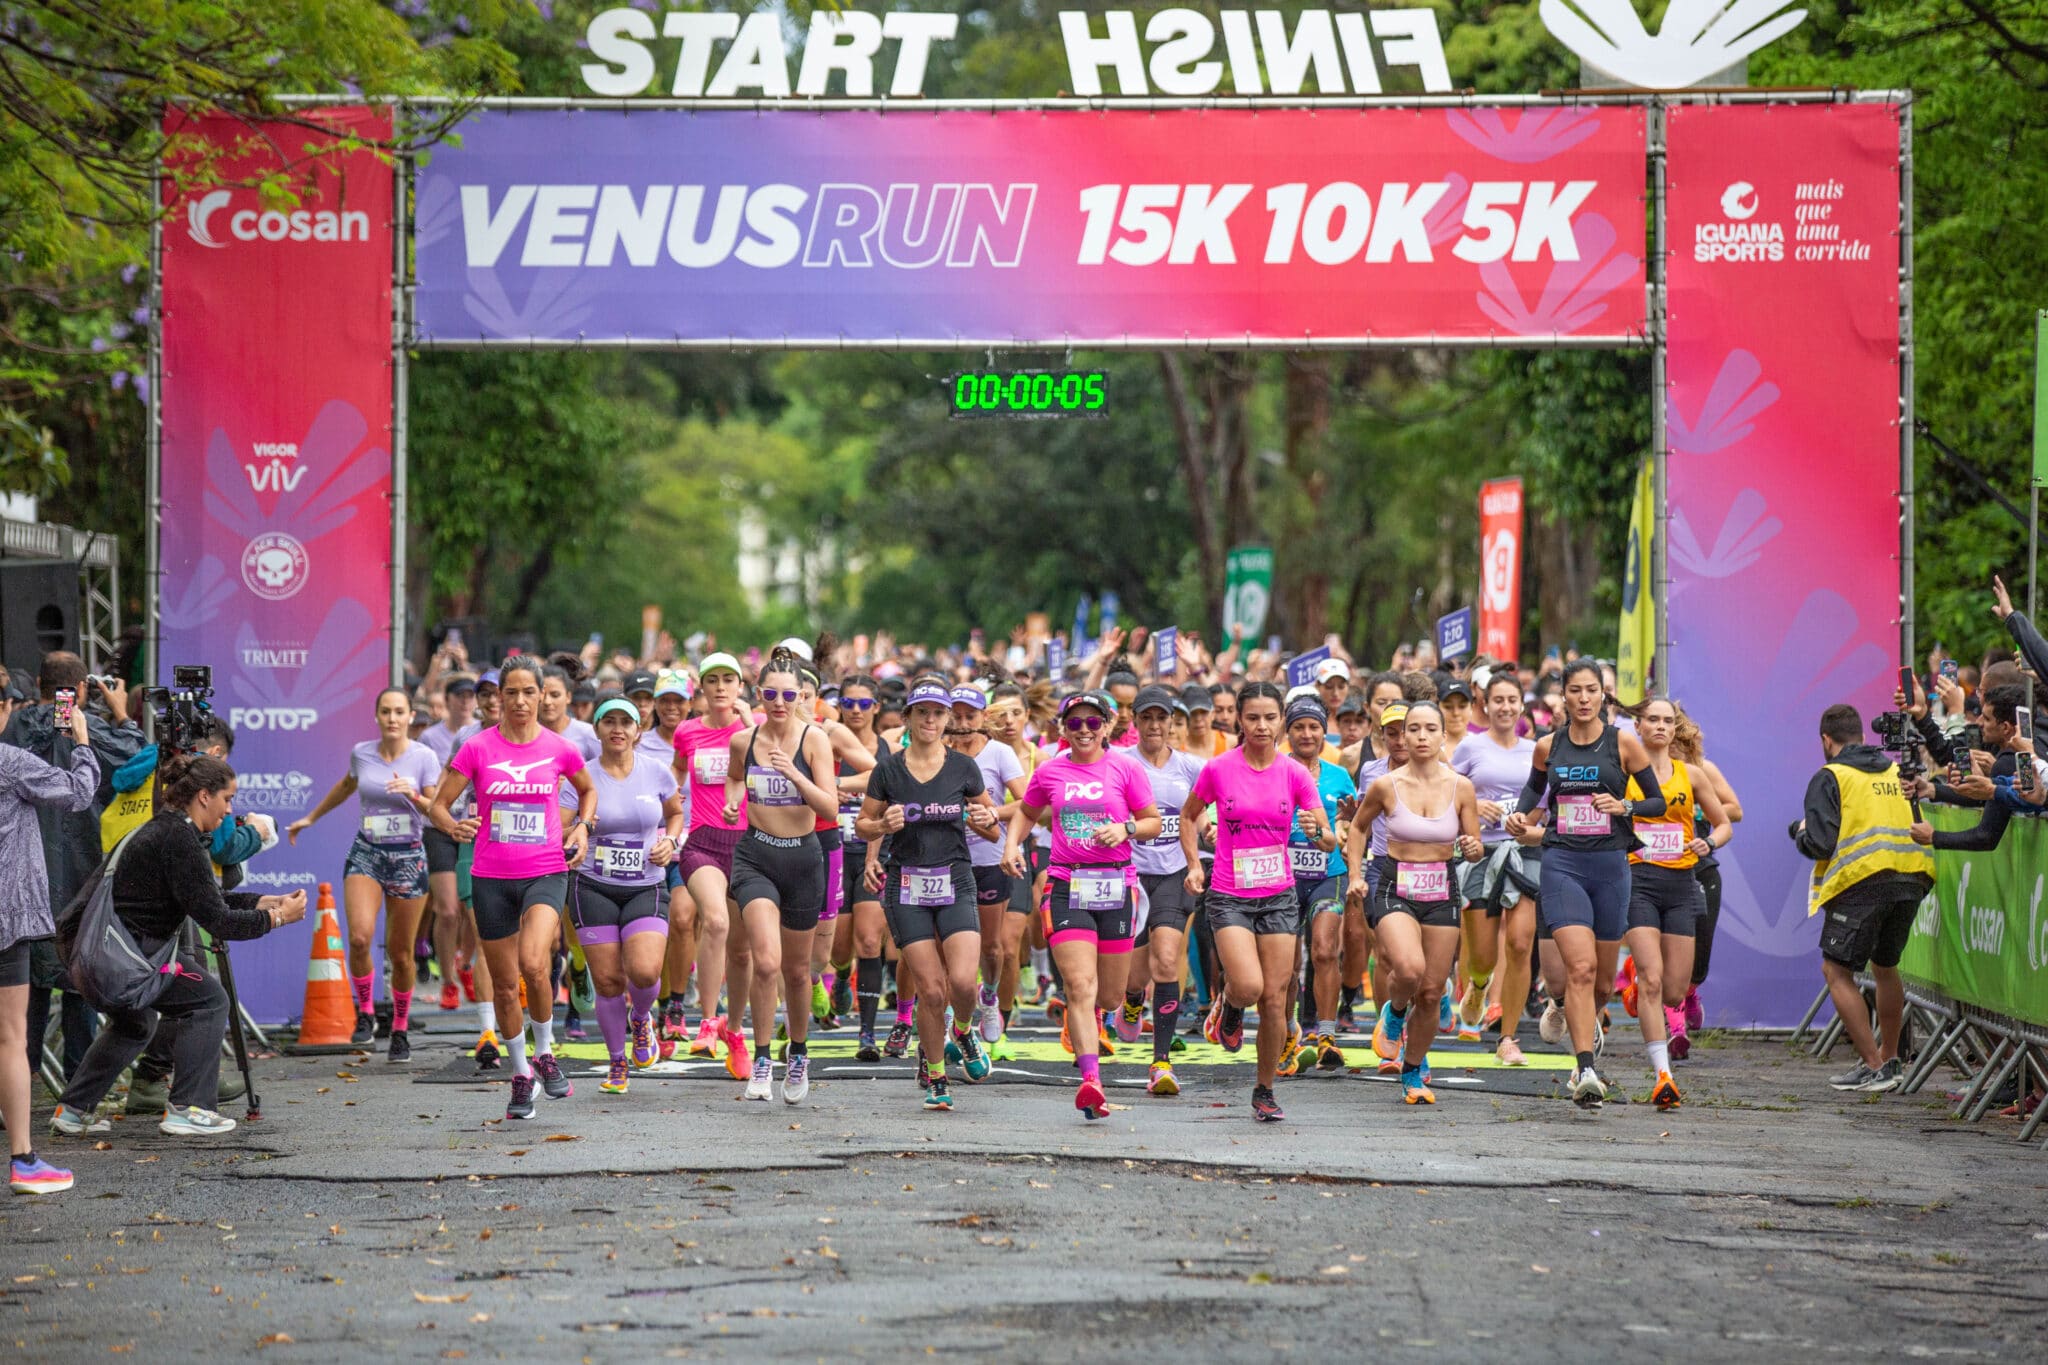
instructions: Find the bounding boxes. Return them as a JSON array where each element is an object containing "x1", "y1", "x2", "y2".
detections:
[{"x1": 948, "y1": 371, "x2": 1107, "y2": 417}]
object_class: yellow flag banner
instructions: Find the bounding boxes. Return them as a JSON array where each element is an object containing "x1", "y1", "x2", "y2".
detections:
[{"x1": 1616, "y1": 459, "x2": 1656, "y2": 703}]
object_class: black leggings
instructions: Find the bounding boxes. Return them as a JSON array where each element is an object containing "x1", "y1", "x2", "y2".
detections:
[{"x1": 1691, "y1": 862, "x2": 1723, "y2": 985}]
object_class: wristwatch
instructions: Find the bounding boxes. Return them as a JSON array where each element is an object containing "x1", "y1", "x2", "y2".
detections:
[{"x1": 1124, "y1": 818, "x2": 1137, "y2": 840}]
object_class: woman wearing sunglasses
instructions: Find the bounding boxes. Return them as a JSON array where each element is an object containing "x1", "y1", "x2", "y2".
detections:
[
  {"x1": 796, "y1": 662, "x2": 878, "y2": 1033},
  {"x1": 858, "y1": 678, "x2": 1002, "y2": 1111},
  {"x1": 1002, "y1": 692, "x2": 1162, "y2": 1121},
  {"x1": 722, "y1": 647, "x2": 840, "y2": 1103},
  {"x1": 825, "y1": 675, "x2": 892, "y2": 1059}
]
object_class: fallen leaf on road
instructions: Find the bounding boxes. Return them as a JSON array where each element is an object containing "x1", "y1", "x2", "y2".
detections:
[
  {"x1": 818, "y1": 1246, "x2": 838, "y2": 1259},
  {"x1": 256, "y1": 1334, "x2": 294, "y2": 1348},
  {"x1": 413, "y1": 1292, "x2": 471, "y2": 1304},
  {"x1": 506, "y1": 1150, "x2": 528, "y2": 1157},
  {"x1": 1531, "y1": 1264, "x2": 1549, "y2": 1274},
  {"x1": 1320, "y1": 1265, "x2": 1349, "y2": 1276},
  {"x1": 1028, "y1": 1181, "x2": 1050, "y2": 1189},
  {"x1": 133, "y1": 1156, "x2": 158, "y2": 1164},
  {"x1": 543, "y1": 1134, "x2": 580, "y2": 1143},
  {"x1": 1247, "y1": 1272, "x2": 1273, "y2": 1285},
  {"x1": 477, "y1": 1229, "x2": 492, "y2": 1242},
  {"x1": 93, "y1": 1141, "x2": 113, "y2": 1151},
  {"x1": 468, "y1": 1313, "x2": 490, "y2": 1324},
  {"x1": 498, "y1": 1204, "x2": 520, "y2": 1212},
  {"x1": 329, "y1": 1225, "x2": 343, "y2": 1236},
  {"x1": 335, "y1": 1072, "x2": 356, "y2": 1080}
]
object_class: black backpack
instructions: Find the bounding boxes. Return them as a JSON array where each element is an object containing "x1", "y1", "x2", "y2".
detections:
[{"x1": 55, "y1": 834, "x2": 179, "y2": 1013}]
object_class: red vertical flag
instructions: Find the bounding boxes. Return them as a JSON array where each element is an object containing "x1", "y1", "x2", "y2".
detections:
[{"x1": 1478, "y1": 477, "x2": 1524, "y2": 662}]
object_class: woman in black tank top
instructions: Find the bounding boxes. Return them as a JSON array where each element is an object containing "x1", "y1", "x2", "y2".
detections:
[{"x1": 1504, "y1": 661, "x2": 1666, "y2": 1109}]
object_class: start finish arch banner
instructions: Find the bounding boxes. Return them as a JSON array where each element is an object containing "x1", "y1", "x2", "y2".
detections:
[{"x1": 413, "y1": 106, "x2": 1647, "y2": 346}]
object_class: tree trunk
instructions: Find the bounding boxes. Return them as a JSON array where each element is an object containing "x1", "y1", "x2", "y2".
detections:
[{"x1": 1158, "y1": 352, "x2": 1256, "y2": 634}]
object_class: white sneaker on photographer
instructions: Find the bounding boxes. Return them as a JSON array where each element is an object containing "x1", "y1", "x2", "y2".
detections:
[
  {"x1": 49, "y1": 1104, "x2": 111, "y2": 1137},
  {"x1": 160, "y1": 1105, "x2": 236, "y2": 1137}
]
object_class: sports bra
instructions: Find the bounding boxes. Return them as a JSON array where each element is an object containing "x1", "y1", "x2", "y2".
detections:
[
  {"x1": 1384, "y1": 775, "x2": 1459, "y2": 846},
  {"x1": 743, "y1": 724, "x2": 815, "y2": 808}
]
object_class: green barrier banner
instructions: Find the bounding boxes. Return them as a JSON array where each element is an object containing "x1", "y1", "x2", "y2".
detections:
[{"x1": 1903, "y1": 808, "x2": 2048, "y2": 1027}]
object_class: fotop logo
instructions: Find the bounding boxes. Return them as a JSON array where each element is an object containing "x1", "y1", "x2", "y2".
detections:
[
  {"x1": 228, "y1": 707, "x2": 320, "y2": 732},
  {"x1": 1062, "y1": 781, "x2": 1106, "y2": 801},
  {"x1": 186, "y1": 189, "x2": 371, "y2": 248},
  {"x1": 241, "y1": 531, "x2": 310, "y2": 601},
  {"x1": 1720, "y1": 181, "x2": 1760, "y2": 221}
]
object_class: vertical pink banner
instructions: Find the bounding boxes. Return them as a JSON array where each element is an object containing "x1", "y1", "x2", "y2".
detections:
[
  {"x1": 1665, "y1": 102, "x2": 1904, "y2": 1025},
  {"x1": 1478, "y1": 477, "x2": 1524, "y2": 663},
  {"x1": 159, "y1": 107, "x2": 394, "y2": 1021}
]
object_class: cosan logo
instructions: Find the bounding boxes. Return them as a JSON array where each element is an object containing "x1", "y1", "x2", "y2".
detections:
[
  {"x1": 228, "y1": 707, "x2": 321, "y2": 732},
  {"x1": 186, "y1": 189, "x2": 371, "y2": 248}
]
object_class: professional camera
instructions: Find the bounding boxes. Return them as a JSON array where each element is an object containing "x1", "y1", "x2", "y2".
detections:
[
  {"x1": 1871, "y1": 709, "x2": 1924, "y2": 782},
  {"x1": 141, "y1": 664, "x2": 214, "y2": 756}
]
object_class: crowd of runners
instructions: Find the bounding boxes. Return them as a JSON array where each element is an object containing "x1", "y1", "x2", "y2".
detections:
[{"x1": 292, "y1": 628, "x2": 1744, "y2": 1123}]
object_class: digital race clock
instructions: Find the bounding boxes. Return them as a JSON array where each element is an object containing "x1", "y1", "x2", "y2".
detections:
[{"x1": 946, "y1": 369, "x2": 1108, "y2": 418}]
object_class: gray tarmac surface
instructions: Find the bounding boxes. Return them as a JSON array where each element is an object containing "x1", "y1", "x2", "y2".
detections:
[{"x1": 5, "y1": 1021, "x2": 2047, "y2": 1362}]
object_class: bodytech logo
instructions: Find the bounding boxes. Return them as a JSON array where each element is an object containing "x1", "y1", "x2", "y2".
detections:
[{"x1": 186, "y1": 189, "x2": 371, "y2": 248}]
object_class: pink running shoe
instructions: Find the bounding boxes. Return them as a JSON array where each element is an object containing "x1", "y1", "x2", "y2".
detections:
[
  {"x1": 1666, "y1": 1006, "x2": 1691, "y2": 1062},
  {"x1": 1682, "y1": 986, "x2": 1704, "y2": 1033}
]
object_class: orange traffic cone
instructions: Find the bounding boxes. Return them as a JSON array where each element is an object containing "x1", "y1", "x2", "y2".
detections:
[{"x1": 286, "y1": 883, "x2": 357, "y2": 1054}]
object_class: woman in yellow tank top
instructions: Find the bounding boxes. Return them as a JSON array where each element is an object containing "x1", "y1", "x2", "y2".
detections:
[{"x1": 1622, "y1": 699, "x2": 1733, "y2": 1111}]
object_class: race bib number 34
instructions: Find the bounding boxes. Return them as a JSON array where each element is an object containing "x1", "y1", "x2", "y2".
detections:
[{"x1": 1069, "y1": 869, "x2": 1125, "y2": 910}]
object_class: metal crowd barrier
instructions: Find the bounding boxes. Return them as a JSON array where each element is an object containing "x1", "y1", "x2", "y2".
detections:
[{"x1": 1796, "y1": 978, "x2": 2048, "y2": 1146}]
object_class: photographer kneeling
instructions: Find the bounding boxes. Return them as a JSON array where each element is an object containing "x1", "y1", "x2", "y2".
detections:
[
  {"x1": 1791, "y1": 704, "x2": 1935, "y2": 1095},
  {"x1": 55, "y1": 755, "x2": 304, "y2": 1138}
]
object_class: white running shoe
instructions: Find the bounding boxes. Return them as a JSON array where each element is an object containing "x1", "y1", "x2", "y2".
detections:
[
  {"x1": 975, "y1": 991, "x2": 1002, "y2": 1044},
  {"x1": 1570, "y1": 1066, "x2": 1607, "y2": 1107},
  {"x1": 783, "y1": 1054, "x2": 810, "y2": 1105},
  {"x1": 1538, "y1": 998, "x2": 1566, "y2": 1045},
  {"x1": 160, "y1": 1105, "x2": 237, "y2": 1137},
  {"x1": 745, "y1": 1055, "x2": 774, "y2": 1101},
  {"x1": 49, "y1": 1105, "x2": 111, "y2": 1137}
]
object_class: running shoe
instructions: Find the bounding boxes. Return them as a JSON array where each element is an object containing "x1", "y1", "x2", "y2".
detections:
[
  {"x1": 1251, "y1": 1085, "x2": 1284, "y2": 1123},
  {"x1": 955, "y1": 1030, "x2": 991, "y2": 1083},
  {"x1": 160, "y1": 1105, "x2": 237, "y2": 1137},
  {"x1": 1457, "y1": 1008, "x2": 1484, "y2": 1044},
  {"x1": 1482, "y1": 1001, "x2": 1503, "y2": 1031},
  {"x1": 811, "y1": 980, "x2": 833, "y2": 1027},
  {"x1": 745, "y1": 1055, "x2": 774, "y2": 1101},
  {"x1": 506, "y1": 1074, "x2": 537, "y2": 1120},
  {"x1": 1115, "y1": 999, "x2": 1145, "y2": 1045},
  {"x1": 1437, "y1": 992, "x2": 1454, "y2": 1034},
  {"x1": 1538, "y1": 998, "x2": 1566, "y2": 1046},
  {"x1": 1205, "y1": 1001, "x2": 1244, "y2": 1053},
  {"x1": 689, "y1": 1017, "x2": 721, "y2": 1056},
  {"x1": 1665, "y1": 1006, "x2": 1691, "y2": 1062},
  {"x1": 989, "y1": 1032, "x2": 1015, "y2": 1063},
  {"x1": 563, "y1": 1009, "x2": 586, "y2": 1042},
  {"x1": 1683, "y1": 986, "x2": 1705, "y2": 1033},
  {"x1": 570, "y1": 963, "x2": 594, "y2": 1015},
  {"x1": 9, "y1": 1156, "x2": 73, "y2": 1196},
  {"x1": 1278, "y1": 1031, "x2": 1310, "y2": 1077},
  {"x1": 1616, "y1": 956, "x2": 1639, "y2": 1018},
  {"x1": 1096, "y1": 1019, "x2": 1117, "y2": 1058},
  {"x1": 351, "y1": 1012, "x2": 375, "y2": 1045},
  {"x1": 658, "y1": 1038, "x2": 676, "y2": 1062},
  {"x1": 830, "y1": 974, "x2": 853, "y2": 1020},
  {"x1": 1337, "y1": 1001, "x2": 1356, "y2": 1033},
  {"x1": 439, "y1": 980, "x2": 460, "y2": 1011},
  {"x1": 1316, "y1": 1034, "x2": 1346, "y2": 1071},
  {"x1": 631, "y1": 1014, "x2": 658, "y2": 1068},
  {"x1": 388, "y1": 1029, "x2": 411, "y2": 1064},
  {"x1": 916, "y1": 1052, "x2": 934, "y2": 1092},
  {"x1": 1045, "y1": 990, "x2": 1066, "y2": 1024},
  {"x1": 473, "y1": 1030, "x2": 502, "y2": 1070},
  {"x1": 1372, "y1": 1008, "x2": 1406, "y2": 1061},
  {"x1": 1495, "y1": 1036, "x2": 1528, "y2": 1067},
  {"x1": 460, "y1": 966, "x2": 478, "y2": 1004},
  {"x1": 925, "y1": 1076, "x2": 953, "y2": 1111},
  {"x1": 1570, "y1": 1065, "x2": 1607, "y2": 1107},
  {"x1": 1650, "y1": 1070, "x2": 1682, "y2": 1111},
  {"x1": 48, "y1": 1105, "x2": 110, "y2": 1137},
  {"x1": 1170, "y1": 1033, "x2": 1188, "y2": 1054},
  {"x1": 1593, "y1": 1016, "x2": 1608, "y2": 1060},
  {"x1": 1148, "y1": 1060, "x2": 1180, "y2": 1096},
  {"x1": 721, "y1": 1023, "x2": 752, "y2": 1082},
  {"x1": 534, "y1": 1053, "x2": 573, "y2": 1100},
  {"x1": 1076, "y1": 1077, "x2": 1108, "y2": 1120},
  {"x1": 1827, "y1": 1061, "x2": 1877, "y2": 1091},
  {"x1": 883, "y1": 1022, "x2": 912, "y2": 1058},
  {"x1": 1401, "y1": 1067, "x2": 1436, "y2": 1105},
  {"x1": 1858, "y1": 1058, "x2": 1904, "y2": 1093},
  {"x1": 663, "y1": 1002, "x2": 688, "y2": 1042},
  {"x1": 855, "y1": 1030, "x2": 881, "y2": 1063},
  {"x1": 784, "y1": 1054, "x2": 810, "y2": 1104},
  {"x1": 1027, "y1": 972, "x2": 1048, "y2": 1006},
  {"x1": 976, "y1": 988, "x2": 1003, "y2": 1044},
  {"x1": 599, "y1": 1059, "x2": 629, "y2": 1094}
]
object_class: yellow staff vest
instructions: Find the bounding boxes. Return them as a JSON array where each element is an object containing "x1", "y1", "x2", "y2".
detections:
[{"x1": 1806, "y1": 761, "x2": 1934, "y2": 915}]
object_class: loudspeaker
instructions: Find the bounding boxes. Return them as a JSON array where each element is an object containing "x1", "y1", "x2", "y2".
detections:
[{"x1": 0, "y1": 560, "x2": 80, "y2": 681}]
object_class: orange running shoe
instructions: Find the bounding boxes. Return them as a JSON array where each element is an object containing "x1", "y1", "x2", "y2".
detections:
[
  {"x1": 1651, "y1": 1070, "x2": 1682, "y2": 1111},
  {"x1": 721, "y1": 1022, "x2": 751, "y2": 1081}
]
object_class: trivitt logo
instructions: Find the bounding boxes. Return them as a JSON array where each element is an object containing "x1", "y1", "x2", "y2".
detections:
[
  {"x1": 228, "y1": 707, "x2": 321, "y2": 732},
  {"x1": 241, "y1": 531, "x2": 310, "y2": 601},
  {"x1": 239, "y1": 645, "x2": 310, "y2": 670},
  {"x1": 186, "y1": 189, "x2": 371, "y2": 248}
]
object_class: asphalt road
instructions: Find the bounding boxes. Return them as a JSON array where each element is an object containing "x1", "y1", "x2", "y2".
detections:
[{"x1": 6, "y1": 1020, "x2": 2047, "y2": 1362}]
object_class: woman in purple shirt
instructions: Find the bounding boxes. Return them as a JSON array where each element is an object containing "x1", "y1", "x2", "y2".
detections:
[{"x1": 287, "y1": 688, "x2": 443, "y2": 1063}]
